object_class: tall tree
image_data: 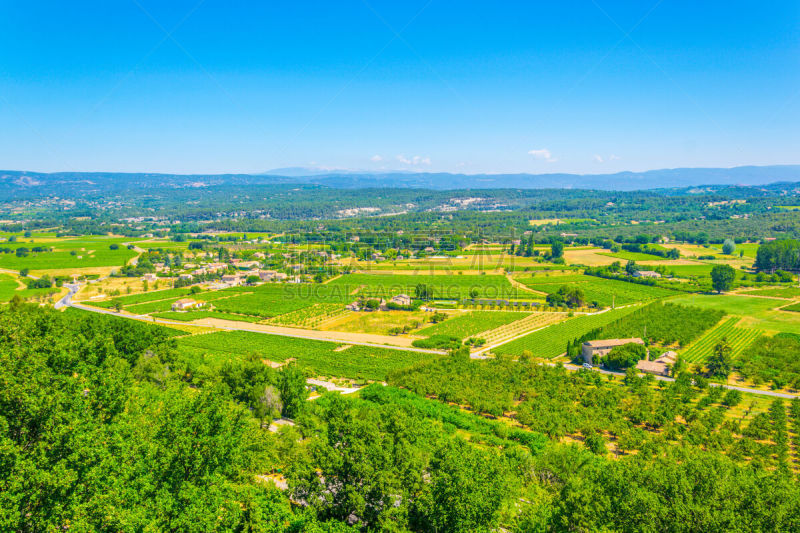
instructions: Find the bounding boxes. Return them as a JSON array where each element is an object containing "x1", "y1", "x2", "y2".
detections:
[{"x1": 710, "y1": 264, "x2": 736, "y2": 293}]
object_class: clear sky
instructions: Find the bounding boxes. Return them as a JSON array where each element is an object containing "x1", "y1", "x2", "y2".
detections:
[{"x1": 1, "y1": 1, "x2": 798, "y2": 175}]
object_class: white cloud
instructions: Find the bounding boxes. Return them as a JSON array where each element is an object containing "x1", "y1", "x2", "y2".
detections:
[
  {"x1": 396, "y1": 154, "x2": 431, "y2": 166},
  {"x1": 527, "y1": 148, "x2": 556, "y2": 162},
  {"x1": 370, "y1": 154, "x2": 383, "y2": 162},
  {"x1": 593, "y1": 154, "x2": 621, "y2": 163}
]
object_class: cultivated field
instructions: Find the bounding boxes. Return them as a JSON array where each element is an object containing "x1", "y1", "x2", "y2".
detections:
[
  {"x1": 492, "y1": 306, "x2": 641, "y2": 358},
  {"x1": 681, "y1": 317, "x2": 763, "y2": 363},
  {"x1": 176, "y1": 329, "x2": 438, "y2": 380},
  {"x1": 516, "y1": 274, "x2": 677, "y2": 307}
]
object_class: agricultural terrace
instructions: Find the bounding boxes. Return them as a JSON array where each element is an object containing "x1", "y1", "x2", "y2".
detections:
[
  {"x1": 682, "y1": 318, "x2": 763, "y2": 364},
  {"x1": 493, "y1": 306, "x2": 641, "y2": 358},
  {"x1": 417, "y1": 311, "x2": 530, "y2": 339},
  {"x1": 176, "y1": 329, "x2": 438, "y2": 381},
  {"x1": 516, "y1": 274, "x2": 677, "y2": 307},
  {"x1": 328, "y1": 273, "x2": 516, "y2": 300}
]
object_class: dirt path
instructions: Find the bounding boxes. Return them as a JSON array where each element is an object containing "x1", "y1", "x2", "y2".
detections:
[{"x1": 506, "y1": 274, "x2": 546, "y2": 296}]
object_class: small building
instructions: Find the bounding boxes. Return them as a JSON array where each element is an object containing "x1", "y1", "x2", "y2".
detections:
[
  {"x1": 390, "y1": 294, "x2": 412, "y2": 306},
  {"x1": 636, "y1": 351, "x2": 677, "y2": 376},
  {"x1": 221, "y1": 274, "x2": 242, "y2": 285},
  {"x1": 581, "y1": 338, "x2": 645, "y2": 364},
  {"x1": 142, "y1": 273, "x2": 157, "y2": 282},
  {"x1": 345, "y1": 302, "x2": 361, "y2": 311},
  {"x1": 633, "y1": 270, "x2": 661, "y2": 279},
  {"x1": 179, "y1": 273, "x2": 193, "y2": 281},
  {"x1": 172, "y1": 298, "x2": 201, "y2": 311}
]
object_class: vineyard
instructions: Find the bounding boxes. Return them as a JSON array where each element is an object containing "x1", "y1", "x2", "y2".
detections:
[
  {"x1": 477, "y1": 312, "x2": 566, "y2": 346},
  {"x1": 267, "y1": 303, "x2": 349, "y2": 328},
  {"x1": 328, "y1": 273, "x2": 516, "y2": 300},
  {"x1": 681, "y1": 318, "x2": 763, "y2": 363},
  {"x1": 599, "y1": 303, "x2": 725, "y2": 347},
  {"x1": 151, "y1": 310, "x2": 262, "y2": 323},
  {"x1": 516, "y1": 274, "x2": 676, "y2": 307},
  {"x1": 417, "y1": 311, "x2": 529, "y2": 339},
  {"x1": 176, "y1": 329, "x2": 437, "y2": 380},
  {"x1": 492, "y1": 306, "x2": 641, "y2": 358}
]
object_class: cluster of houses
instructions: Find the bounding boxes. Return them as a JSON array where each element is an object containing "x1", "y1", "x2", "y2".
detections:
[{"x1": 580, "y1": 337, "x2": 678, "y2": 376}]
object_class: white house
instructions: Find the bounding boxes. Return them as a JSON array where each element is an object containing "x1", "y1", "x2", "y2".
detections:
[
  {"x1": 390, "y1": 294, "x2": 412, "y2": 306},
  {"x1": 172, "y1": 298, "x2": 202, "y2": 311}
]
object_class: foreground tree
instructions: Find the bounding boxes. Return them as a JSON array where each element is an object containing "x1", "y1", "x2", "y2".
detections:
[{"x1": 706, "y1": 338, "x2": 733, "y2": 378}]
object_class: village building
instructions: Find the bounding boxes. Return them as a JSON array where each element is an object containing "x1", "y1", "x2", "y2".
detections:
[
  {"x1": 179, "y1": 273, "x2": 193, "y2": 281},
  {"x1": 636, "y1": 351, "x2": 677, "y2": 376},
  {"x1": 633, "y1": 270, "x2": 662, "y2": 279},
  {"x1": 172, "y1": 298, "x2": 202, "y2": 311},
  {"x1": 142, "y1": 273, "x2": 157, "y2": 282},
  {"x1": 221, "y1": 274, "x2": 243, "y2": 285},
  {"x1": 390, "y1": 294, "x2": 412, "y2": 306},
  {"x1": 581, "y1": 338, "x2": 645, "y2": 364}
]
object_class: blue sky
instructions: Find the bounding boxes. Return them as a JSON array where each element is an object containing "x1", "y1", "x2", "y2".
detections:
[{"x1": 0, "y1": 1, "x2": 798, "y2": 175}]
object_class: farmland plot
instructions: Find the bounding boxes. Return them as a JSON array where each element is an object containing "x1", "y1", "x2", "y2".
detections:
[
  {"x1": 177, "y1": 330, "x2": 437, "y2": 380},
  {"x1": 493, "y1": 306, "x2": 640, "y2": 358},
  {"x1": 517, "y1": 274, "x2": 677, "y2": 307},
  {"x1": 328, "y1": 274, "x2": 516, "y2": 300},
  {"x1": 681, "y1": 318, "x2": 763, "y2": 363},
  {"x1": 417, "y1": 311, "x2": 529, "y2": 339}
]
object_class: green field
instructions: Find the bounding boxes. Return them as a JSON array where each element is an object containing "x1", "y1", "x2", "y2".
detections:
[
  {"x1": 0, "y1": 274, "x2": 20, "y2": 301},
  {"x1": 151, "y1": 310, "x2": 263, "y2": 323},
  {"x1": 681, "y1": 317, "x2": 763, "y2": 363},
  {"x1": 743, "y1": 287, "x2": 800, "y2": 299},
  {"x1": 493, "y1": 306, "x2": 641, "y2": 358},
  {"x1": 328, "y1": 273, "x2": 516, "y2": 300},
  {"x1": 417, "y1": 311, "x2": 529, "y2": 339},
  {"x1": 0, "y1": 237, "x2": 139, "y2": 270},
  {"x1": 517, "y1": 274, "x2": 677, "y2": 307},
  {"x1": 668, "y1": 293, "x2": 800, "y2": 334},
  {"x1": 177, "y1": 330, "x2": 437, "y2": 380}
]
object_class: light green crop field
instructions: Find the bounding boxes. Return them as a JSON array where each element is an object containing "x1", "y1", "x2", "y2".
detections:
[
  {"x1": 176, "y1": 330, "x2": 438, "y2": 380},
  {"x1": 151, "y1": 310, "x2": 262, "y2": 323},
  {"x1": 328, "y1": 273, "x2": 516, "y2": 300},
  {"x1": 742, "y1": 287, "x2": 800, "y2": 299},
  {"x1": 0, "y1": 274, "x2": 20, "y2": 301},
  {"x1": 681, "y1": 318, "x2": 762, "y2": 363},
  {"x1": 0, "y1": 236, "x2": 138, "y2": 270},
  {"x1": 668, "y1": 293, "x2": 800, "y2": 334},
  {"x1": 493, "y1": 306, "x2": 641, "y2": 358},
  {"x1": 417, "y1": 311, "x2": 529, "y2": 339},
  {"x1": 517, "y1": 274, "x2": 677, "y2": 307}
]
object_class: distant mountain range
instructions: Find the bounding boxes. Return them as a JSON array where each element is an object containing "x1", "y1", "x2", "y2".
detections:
[{"x1": 2, "y1": 165, "x2": 800, "y2": 199}]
